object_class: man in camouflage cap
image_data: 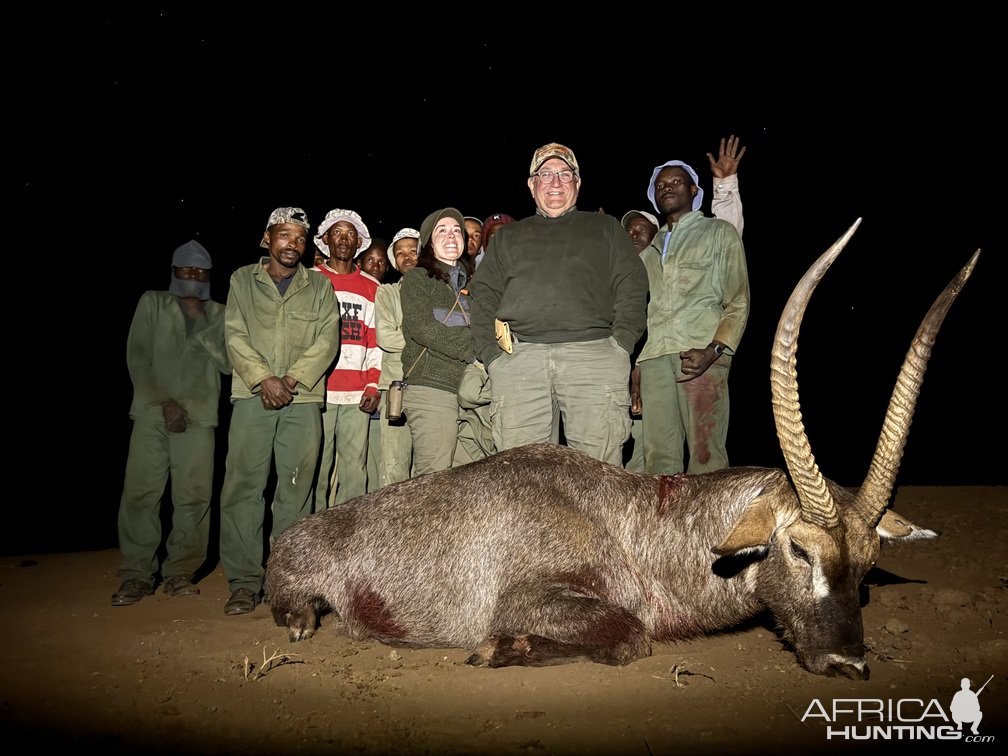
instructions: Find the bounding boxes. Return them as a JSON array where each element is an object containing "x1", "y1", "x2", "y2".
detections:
[
  {"x1": 259, "y1": 206, "x2": 311, "y2": 248},
  {"x1": 218, "y1": 206, "x2": 342, "y2": 616},
  {"x1": 468, "y1": 143, "x2": 648, "y2": 467}
]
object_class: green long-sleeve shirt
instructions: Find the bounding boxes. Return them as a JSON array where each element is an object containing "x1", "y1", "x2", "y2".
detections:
[
  {"x1": 468, "y1": 209, "x2": 648, "y2": 366},
  {"x1": 126, "y1": 290, "x2": 230, "y2": 428},
  {"x1": 225, "y1": 260, "x2": 341, "y2": 403},
  {"x1": 637, "y1": 211, "x2": 749, "y2": 362},
  {"x1": 375, "y1": 281, "x2": 404, "y2": 390}
]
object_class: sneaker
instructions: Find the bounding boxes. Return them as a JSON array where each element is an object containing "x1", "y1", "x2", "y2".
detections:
[
  {"x1": 224, "y1": 588, "x2": 260, "y2": 616},
  {"x1": 111, "y1": 578, "x2": 154, "y2": 606},
  {"x1": 163, "y1": 575, "x2": 199, "y2": 597}
]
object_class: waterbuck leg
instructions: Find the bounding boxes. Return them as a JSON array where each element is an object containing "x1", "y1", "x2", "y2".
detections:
[
  {"x1": 467, "y1": 633, "x2": 648, "y2": 667},
  {"x1": 466, "y1": 581, "x2": 652, "y2": 667},
  {"x1": 271, "y1": 602, "x2": 321, "y2": 643}
]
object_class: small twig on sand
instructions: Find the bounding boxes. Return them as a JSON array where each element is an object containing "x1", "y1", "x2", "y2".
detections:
[
  {"x1": 243, "y1": 647, "x2": 302, "y2": 681},
  {"x1": 650, "y1": 663, "x2": 715, "y2": 686}
]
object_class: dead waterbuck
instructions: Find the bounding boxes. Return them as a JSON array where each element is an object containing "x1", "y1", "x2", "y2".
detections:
[{"x1": 265, "y1": 219, "x2": 979, "y2": 678}]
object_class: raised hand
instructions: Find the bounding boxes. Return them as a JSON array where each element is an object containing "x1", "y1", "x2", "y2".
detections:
[{"x1": 707, "y1": 134, "x2": 746, "y2": 179}]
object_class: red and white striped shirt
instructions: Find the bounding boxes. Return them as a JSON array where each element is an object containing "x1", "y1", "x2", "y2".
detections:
[{"x1": 313, "y1": 266, "x2": 381, "y2": 405}]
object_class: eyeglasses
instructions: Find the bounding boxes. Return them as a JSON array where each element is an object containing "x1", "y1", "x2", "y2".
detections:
[{"x1": 532, "y1": 169, "x2": 576, "y2": 184}]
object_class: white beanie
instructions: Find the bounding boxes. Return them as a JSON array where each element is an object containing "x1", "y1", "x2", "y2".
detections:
[{"x1": 389, "y1": 227, "x2": 420, "y2": 270}]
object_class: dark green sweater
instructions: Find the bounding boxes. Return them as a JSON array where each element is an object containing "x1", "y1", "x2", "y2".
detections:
[{"x1": 468, "y1": 210, "x2": 648, "y2": 366}]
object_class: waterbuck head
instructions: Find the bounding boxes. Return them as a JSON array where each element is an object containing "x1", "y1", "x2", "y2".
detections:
[{"x1": 713, "y1": 220, "x2": 979, "y2": 679}]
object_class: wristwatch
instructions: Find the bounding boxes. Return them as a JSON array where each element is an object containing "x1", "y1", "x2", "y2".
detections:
[{"x1": 708, "y1": 342, "x2": 724, "y2": 358}]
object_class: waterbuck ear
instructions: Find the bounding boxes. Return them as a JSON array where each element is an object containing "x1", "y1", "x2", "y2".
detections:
[
  {"x1": 877, "y1": 509, "x2": 939, "y2": 543},
  {"x1": 712, "y1": 496, "x2": 776, "y2": 557}
]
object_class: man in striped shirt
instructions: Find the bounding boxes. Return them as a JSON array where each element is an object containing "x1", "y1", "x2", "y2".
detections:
[{"x1": 311, "y1": 208, "x2": 381, "y2": 510}]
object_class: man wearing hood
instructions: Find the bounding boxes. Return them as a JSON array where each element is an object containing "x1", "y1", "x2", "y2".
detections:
[
  {"x1": 623, "y1": 133, "x2": 748, "y2": 473},
  {"x1": 636, "y1": 156, "x2": 750, "y2": 475},
  {"x1": 112, "y1": 240, "x2": 231, "y2": 606}
]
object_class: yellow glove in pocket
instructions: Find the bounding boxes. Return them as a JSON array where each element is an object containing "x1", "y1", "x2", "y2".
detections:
[{"x1": 494, "y1": 319, "x2": 513, "y2": 354}]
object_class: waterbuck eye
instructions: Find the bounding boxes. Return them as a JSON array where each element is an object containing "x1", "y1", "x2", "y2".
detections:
[{"x1": 790, "y1": 540, "x2": 810, "y2": 563}]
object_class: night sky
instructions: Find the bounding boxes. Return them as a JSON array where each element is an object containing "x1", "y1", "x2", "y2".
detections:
[{"x1": 11, "y1": 10, "x2": 1003, "y2": 555}]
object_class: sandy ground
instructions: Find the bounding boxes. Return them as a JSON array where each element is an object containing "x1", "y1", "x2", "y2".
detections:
[{"x1": 0, "y1": 485, "x2": 1004, "y2": 755}]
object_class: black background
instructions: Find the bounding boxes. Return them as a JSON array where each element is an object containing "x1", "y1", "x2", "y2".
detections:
[{"x1": 10, "y1": 9, "x2": 1002, "y2": 555}]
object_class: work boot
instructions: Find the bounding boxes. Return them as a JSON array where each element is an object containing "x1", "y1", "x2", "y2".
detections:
[
  {"x1": 163, "y1": 574, "x2": 199, "y2": 597},
  {"x1": 111, "y1": 578, "x2": 154, "y2": 606},
  {"x1": 224, "y1": 588, "x2": 260, "y2": 615}
]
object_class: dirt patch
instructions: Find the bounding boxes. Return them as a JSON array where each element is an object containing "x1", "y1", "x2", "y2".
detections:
[{"x1": 0, "y1": 485, "x2": 1004, "y2": 754}]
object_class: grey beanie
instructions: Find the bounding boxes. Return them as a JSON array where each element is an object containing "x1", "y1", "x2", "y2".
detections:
[{"x1": 172, "y1": 240, "x2": 212, "y2": 269}]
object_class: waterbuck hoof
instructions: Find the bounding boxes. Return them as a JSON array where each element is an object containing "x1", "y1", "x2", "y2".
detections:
[
  {"x1": 279, "y1": 607, "x2": 318, "y2": 642},
  {"x1": 465, "y1": 635, "x2": 505, "y2": 667}
]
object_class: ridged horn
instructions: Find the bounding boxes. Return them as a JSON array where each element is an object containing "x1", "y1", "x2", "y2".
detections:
[
  {"x1": 853, "y1": 249, "x2": 981, "y2": 525},
  {"x1": 771, "y1": 219, "x2": 862, "y2": 528}
]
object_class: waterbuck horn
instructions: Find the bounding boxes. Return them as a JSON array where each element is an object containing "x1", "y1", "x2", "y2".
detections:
[
  {"x1": 852, "y1": 248, "x2": 981, "y2": 525},
  {"x1": 771, "y1": 219, "x2": 861, "y2": 528},
  {"x1": 772, "y1": 220, "x2": 980, "y2": 528}
]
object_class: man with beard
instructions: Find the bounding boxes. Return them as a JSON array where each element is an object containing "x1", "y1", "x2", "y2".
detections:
[
  {"x1": 218, "y1": 207, "x2": 341, "y2": 615},
  {"x1": 112, "y1": 240, "x2": 230, "y2": 606},
  {"x1": 636, "y1": 159, "x2": 749, "y2": 475}
]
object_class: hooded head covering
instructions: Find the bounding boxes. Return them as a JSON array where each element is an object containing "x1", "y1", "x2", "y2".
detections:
[
  {"x1": 646, "y1": 160, "x2": 703, "y2": 216},
  {"x1": 170, "y1": 239, "x2": 212, "y2": 300}
]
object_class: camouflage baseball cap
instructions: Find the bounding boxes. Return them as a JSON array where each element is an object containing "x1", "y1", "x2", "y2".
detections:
[
  {"x1": 529, "y1": 143, "x2": 579, "y2": 175},
  {"x1": 260, "y1": 207, "x2": 311, "y2": 249}
]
